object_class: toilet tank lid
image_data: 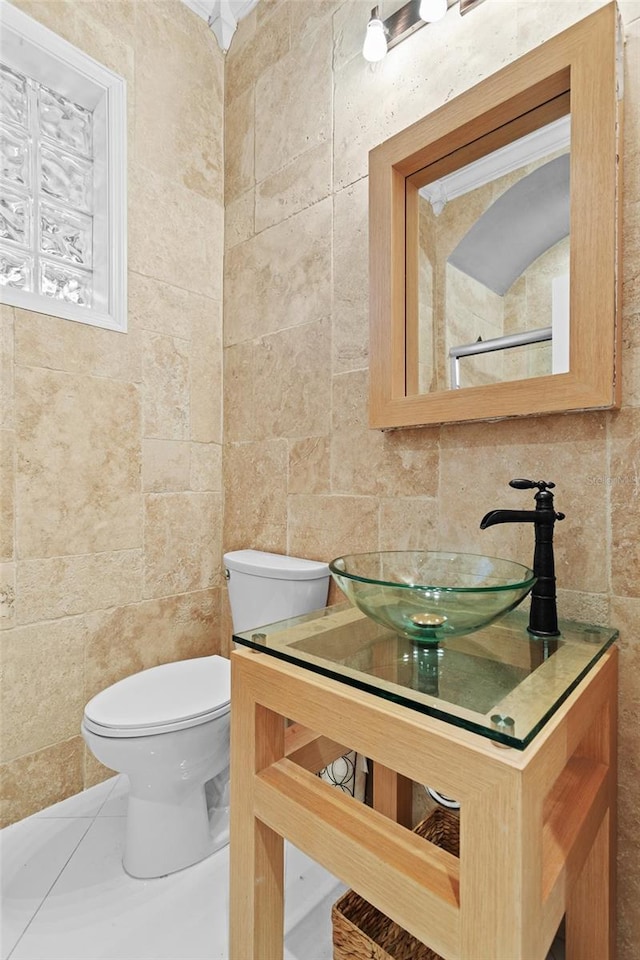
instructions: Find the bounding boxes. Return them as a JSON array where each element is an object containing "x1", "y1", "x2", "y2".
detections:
[{"x1": 223, "y1": 549, "x2": 329, "y2": 581}]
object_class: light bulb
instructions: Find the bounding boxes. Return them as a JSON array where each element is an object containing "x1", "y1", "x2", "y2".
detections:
[
  {"x1": 362, "y1": 15, "x2": 387, "y2": 62},
  {"x1": 419, "y1": 0, "x2": 448, "y2": 22}
]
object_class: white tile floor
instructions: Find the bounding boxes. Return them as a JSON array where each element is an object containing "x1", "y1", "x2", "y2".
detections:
[
  {"x1": 0, "y1": 776, "x2": 346, "y2": 960},
  {"x1": 1, "y1": 777, "x2": 566, "y2": 960}
]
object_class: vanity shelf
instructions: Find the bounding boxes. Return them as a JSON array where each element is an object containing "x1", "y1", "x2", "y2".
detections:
[{"x1": 229, "y1": 606, "x2": 618, "y2": 960}]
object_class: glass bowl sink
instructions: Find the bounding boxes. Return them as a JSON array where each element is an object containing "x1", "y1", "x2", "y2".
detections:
[{"x1": 329, "y1": 551, "x2": 536, "y2": 645}]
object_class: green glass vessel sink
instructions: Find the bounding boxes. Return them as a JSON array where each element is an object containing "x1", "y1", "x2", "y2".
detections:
[{"x1": 329, "y1": 551, "x2": 536, "y2": 645}]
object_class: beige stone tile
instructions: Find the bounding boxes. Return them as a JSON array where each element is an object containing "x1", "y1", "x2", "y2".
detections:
[
  {"x1": 255, "y1": 23, "x2": 332, "y2": 183},
  {"x1": 219, "y1": 588, "x2": 234, "y2": 659},
  {"x1": 611, "y1": 595, "x2": 640, "y2": 644},
  {"x1": 623, "y1": 20, "x2": 640, "y2": 206},
  {"x1": 225, "y1": 85, "x2": 255, "y2": 205},
  {"x1": 14, "y1": 308, "x2": 142, "y2": 383},
  {"x1": 0, "y1": 562, "x2": 15, "y2": 630},
  {"x1": 332, "y1": 0, "x2": 374, "y2": 73},
  {"x1": 15, "y1": 550, "x2": 143, "y2": 625},
  {"x1": 333, "y1": 48, "x2": 401, "y2": 191},
  {"x1": 554, "y1": 588, "x2": 610, "y2": 627},
  {"x1": 1, "y1": 303, "x2": 13, "y2": 431},
  {"x1": 621, "y1": 340, "x2": 640, "y2": 407},
  {"x1": 60, "y1": 0, "x2": 135, "y2": 83},
  {"x1": 288, "y1": 0, "x2": 340, "y2": 48},
  {"x1": 224, "y1": 197, "x2": 332, "y2": 346},
  {"x1": 333, "y1": 178, "x2": 369, "y2": 374},
  {"x1": 84, "y1": 589, "x2": 221, "y2": 700},
  {"x1": 84, "y1": 745, "x2": 116, "y2": 788},
  {"x1": 224, "y1": 341, "x2": 256, "y2": 443},
  {"x1": 223, "y1": 439, "x2": 288, "y2": 553},
  {"x1": 379, "y1": 498, "x2": 440, "y2": 552},
  {"x1": 225, "y1": 189, "x2": 255, "y2": 250},
  {"x1": 142, "y1": 439, "x2": 191, "y2": 492},
  {"x1": 144, "y1": 492, "x2": 222, "y2": 598},
  {"x1": 134, "y1": 2, "x2": 224, "y2": 202},
  {"x1": 74, "y1": 0, "x2": 137, "y2": 49},
  {"x1": 15, "y1": 366, "x2": 142, "y2": 558},
  {"x1": 255, "y1": 0, "x2": 286, "y2": 29},
  {"x1": 621, "y1": 262, "x2": 639, "y2": 408},
  {"x1": 190, "y1": 303, "x2": 223, "y2": 443},
  {"x1": 225, "y1": 2, "x2": 290, "y2": 102},
  {"x1": 190, "y1": 442, "x2": 222, "y2": 492},
  {"x1": 256, "y1": 141, "x2": 332, "y2": 232},
  {"x1": 142, "y1": 332, "x2": 190, "y2": 439},
  {"x1": 620, "y1": 1, "x2": 640, "y2": 25},
  {"x1": 288, "y1": 437, "x2": 331, "y2": 495},
  {"x1": 622, "y1": 198, "x2": 640, "y2": 314},
  {"x1": 622, "y1": 309, "x2": 640, "y2": 349},
  {"x1": 129, "y1": 164, "x2": 223, "y2": 300},
  {"x1": 439, "y1": 413, "x2": 609, "y2": 594},
  {"x1": 270, "y1": 320, "x2": 333, "y2": 440},
  {"x1": 331, "y1": 370, "x2": 439, "y2": 497},
  {"x1": 0, "y1": 736, "x2": 84, "y2": 826},
  {"x1": 287, "y1": 493, "x2": 379, "y2": 562},
  {"x1": 0, "y1": 429, "x2": 14, "y2": 562},
  {"x1": 0, "y1": 617, "x2": 86, "y2": 762},
  {"x1": 610, "y1": 595, "x2": 640, "y2": 959},
  {"x1": 9, "y1": 0, "x2": 79, "y2": 42},
  {"x1": 609, "y1": 407, "x2": 640, "y2": 597},
  {"x1": 226, "y1": 320, "x2": 331, "y2": 442},
  {"x1": 128, "y1": 272, "x2": 206, "y2": 340},
  {"x1": 515, "y1": 0, "x2": 603, "y2": 52}
]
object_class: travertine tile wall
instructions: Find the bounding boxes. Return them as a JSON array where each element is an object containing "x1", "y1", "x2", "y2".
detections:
[
  {"x1": 0, "y1": 0, "x2": 225, "y2": 824},
  {"x1": 222, "y1": 0, "x2": 640, "y2": 954}
]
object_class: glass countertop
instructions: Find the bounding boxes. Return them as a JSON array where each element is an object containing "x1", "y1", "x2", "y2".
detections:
[{"x1": 233, "y1": 604, "x2": 618, "y2": 749}]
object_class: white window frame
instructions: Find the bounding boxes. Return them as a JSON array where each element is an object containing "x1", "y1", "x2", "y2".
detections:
[{"x1": 0, "y1": 0, "x2": 127, "y2": 332}]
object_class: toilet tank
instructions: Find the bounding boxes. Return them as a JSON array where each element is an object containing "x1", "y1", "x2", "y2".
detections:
[{"x1": 223, "y1": 550, "x2": 330, "y2": 634}]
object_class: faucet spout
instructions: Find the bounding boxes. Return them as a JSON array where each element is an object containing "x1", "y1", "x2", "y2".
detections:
[
  {"x1": 480, "y1": 509, "x2": 538, "y2": 529},
  {"x1": 480, "y1": 480, "x2": 565, "y2": 638}
]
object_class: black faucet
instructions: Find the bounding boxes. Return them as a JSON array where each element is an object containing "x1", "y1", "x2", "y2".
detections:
[{"x1": 480, "y1": 479, "x2": 565, "y2": 637}]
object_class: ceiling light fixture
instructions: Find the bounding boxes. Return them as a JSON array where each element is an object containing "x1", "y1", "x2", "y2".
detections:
[{"x1": 362, "y1": 0, "x2": 487, "y2": 62}]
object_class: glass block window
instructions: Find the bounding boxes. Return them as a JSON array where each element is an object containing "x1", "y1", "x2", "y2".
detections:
[{"x1": 0, "y1": 1, "x2": 127, "y2": 331}]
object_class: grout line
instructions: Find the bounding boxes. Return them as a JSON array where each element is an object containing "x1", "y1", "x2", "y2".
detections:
[
  {"x1": 92, "y1": 774, "x2": 122, "y2": 817},
  {"x1": 5, "y1": 815, "x2": 96, "y2": 960}
]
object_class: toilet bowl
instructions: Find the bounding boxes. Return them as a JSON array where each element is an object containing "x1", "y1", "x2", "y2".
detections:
[
  {"x1": 82, "y1": 656, "x2": 231, "y2": 878},
  {"x1": 82, "y1": 550, "x2": 330, "y2": 879}
]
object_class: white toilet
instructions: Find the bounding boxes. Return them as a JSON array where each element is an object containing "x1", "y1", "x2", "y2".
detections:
[{"x1": 81, "y1": 550, "x2": 330, "y2": 878}]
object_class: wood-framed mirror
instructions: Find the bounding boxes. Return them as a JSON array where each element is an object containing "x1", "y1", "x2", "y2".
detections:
[{"x1": 369, "y1": 2, "x2": 622, "y2": 429}]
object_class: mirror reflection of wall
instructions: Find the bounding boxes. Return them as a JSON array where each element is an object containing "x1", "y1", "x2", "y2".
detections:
[{"x1": 416, "y1": 114, "x2": 570, "y2": 394}]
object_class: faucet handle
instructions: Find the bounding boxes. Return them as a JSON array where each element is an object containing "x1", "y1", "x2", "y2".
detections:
[{"x1": 509, "y1": 478, "x2": 555, "y2": 491}]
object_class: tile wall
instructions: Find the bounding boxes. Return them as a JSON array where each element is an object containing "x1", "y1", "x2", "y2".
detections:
[
  {"x1": 0, "y1": 0, "x2": 638, "y2": 954},
  {"x1": 0, "y1": 0, "x2": 225, "y2": 823},
  {"x1": 222, "y1": 1, "x2": 640, "y2": 955}
]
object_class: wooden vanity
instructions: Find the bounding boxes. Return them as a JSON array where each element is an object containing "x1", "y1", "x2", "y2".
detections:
[{"x1": 228, "y1": 606, "x2": 618, "y2": 960}]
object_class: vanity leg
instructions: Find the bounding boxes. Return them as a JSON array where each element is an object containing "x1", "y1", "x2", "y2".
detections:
[
  {"x1": 460, "y1": 774, "x2": 543, "y2": 960},
  {"x1": 566, "y1": 665, "x2": 617, "y2": 960},
  {"x1": 372, "y1": 763, "x2": 413, "y2": 827},
  {"x1": 229, "y1": 654, "x2": 285, "y2": 960},
  {"x1": 566, "y1": 810, "x2": 615, "y2": 960}
]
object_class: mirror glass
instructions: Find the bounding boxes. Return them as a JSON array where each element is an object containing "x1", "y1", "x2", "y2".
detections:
[{"x1": 413, "y1": 114, "x2": 570, "y2": 394}]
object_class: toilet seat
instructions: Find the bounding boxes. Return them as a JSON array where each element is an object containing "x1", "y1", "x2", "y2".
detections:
[{"x1": 83, "y1": 656, "x2": 231, "y2": 738}]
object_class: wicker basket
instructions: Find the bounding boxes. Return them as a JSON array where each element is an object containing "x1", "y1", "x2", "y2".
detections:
[{"x1": 332, "y1": 806, "x2": 459, "y2": 960}]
